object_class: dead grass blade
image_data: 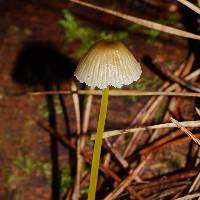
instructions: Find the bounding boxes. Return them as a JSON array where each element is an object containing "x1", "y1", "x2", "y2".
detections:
[
  {"x1": 175, "y1": 193, "x2": 200, "y2": 200},
  {"x1": 91, "y1": 120, "x2": 200, "y2": 140},
  {"x1": 177, "y1": 0, "x2": 200, "y2": 15},
  {"x1": 104, "y1": 159, "x2": 147, "y2": 200},
  {"x1": 124, "y1": 57, "x2": 196, "y2": 156},
  {"x1": 170, "y1": 117, "x2": 200, "y2": 146},
  {"x1": 195, "y1": 107, "x2": 200, "y2": 117},
  {"x1": 71, "y1": 81, "x2": 81, "y2": 200},
  {"x1": 70, "y1": 0, "x2": 200, "y2": 40},
  {"x1": 189, "y1": 172, "x2": 200, "y2": 193},
  {"x1": 29, "y1": 90, "x2": 200, "y2": 97},
  {"x1": 79, "y1": 87, "x2": 94, "y2": 189},
  {"x1": 148, "y1": 55, "x2": 196, "y2": 142}
]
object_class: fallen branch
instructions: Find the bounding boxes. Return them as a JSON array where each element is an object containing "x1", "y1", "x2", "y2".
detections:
[{"x1": 91, "y1": 120, "x2": 200, "y2": 140}]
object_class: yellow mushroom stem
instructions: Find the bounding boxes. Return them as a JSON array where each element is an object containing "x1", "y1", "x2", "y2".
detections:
[{"x1": 88, "y1": 87, "x2": 109, "y2": 200}]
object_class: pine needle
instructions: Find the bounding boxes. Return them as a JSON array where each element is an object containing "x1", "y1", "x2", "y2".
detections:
[
  {"x1": 177, "y1": 0, "x2": 200, "y2": 15},
  {"x1": 91, "y1": 120, "x2": 200, "y2": 140},
  {"x1": 70, "y1": 0, "x2": 200, "y2": 40},
  {"x1": 170, "y1": 117, "x2": 200, "y2": 146}
]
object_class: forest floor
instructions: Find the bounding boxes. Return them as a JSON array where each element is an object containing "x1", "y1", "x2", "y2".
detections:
[{"x1": 0, "y1": 0, "x2": 198, "y2": 199}]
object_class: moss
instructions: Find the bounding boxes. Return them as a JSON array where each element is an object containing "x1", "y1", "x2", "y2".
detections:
[
  {"x1": 13, "y1": 154, "x2": 51, "y2": 178},
  {"x1": 59, "y1": 9, "x2": 129, "y2": 58},
  {"x1": 60, "y1": 167, "x2": 73, "y2": 191},
  {"x1": 129, "y1": 75, "x2": 162, "y2": 90},
  {"x1": 127, "y1": 75, "x2": 163, "y2": 101},
  {"x1": 7, "y1": 153, "x2": 72, "y2": 191}
]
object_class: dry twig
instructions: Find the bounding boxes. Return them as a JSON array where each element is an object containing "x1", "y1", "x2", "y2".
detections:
[
  {"x1": 177, "y1": 0, "x2": 200, "y2": 15},
  {"x1": 71, "y1": 81, "x2": 81, "y2": 200},
  {"x1": 91, "y1": 120, "x2": 200, "y2": 139},
  {"x1": 189, "y1": 172, "x2": 200, "y2": 193},
  {"x1": 70, "y1": 0, "x2": 200, "y2": 40},
  {"x1": 175, "y1": 193, "x2": 200, "y2": 200},
  {"x1": 29, "y1": 90, "x2": 200, "y2": 97},
  {"x1": 170, "y1": 117, "x2": 200, "y2": 146}
]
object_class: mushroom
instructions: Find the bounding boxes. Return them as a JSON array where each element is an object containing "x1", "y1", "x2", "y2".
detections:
[
  {"x1": 74, "y1": 40, "x2": 142, "y2": 199},
  {"x1": 75, "y1": 41, "x2": 141, "y2": 89}
]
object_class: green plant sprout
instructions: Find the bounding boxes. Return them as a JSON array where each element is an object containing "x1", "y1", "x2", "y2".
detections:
[
  {"x1": 59, "y1": 9, "x2": 128, "y2": 58},
  {"x1": 127, "y1": 75, "x2": 162, "y2": 101},
  {"x1": 9, "y1": 153, "x2": 72, "y2": 192},
  {"x1": 59, "y1": 9, "x2": 180, "y2": 56},
  {"x1": 60, "y1": 167, "x2": 73, "y2": 192},
  {"x1": 13, "y1": 154, "x2": 51, "y2": 177},
  {"x1": 74, "y1": 40, "x2": 142, "y2": 199}
]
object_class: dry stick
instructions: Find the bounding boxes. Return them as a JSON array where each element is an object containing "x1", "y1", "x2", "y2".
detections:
[
  {"x1": 122, "y1": 96, "x2": 156, "y2": 157},
  {"x1": 158, "y1": 66, "x2": 200, "y2": 94},
  {"x1": 137, "y1": 179, "x2": 192, "y2": 200},
  {"x1": 104, "y1": 160, "x2": 147, "y2": 200},
  {"x1": 135, "y1": 169, "x2": 197, "y2": 191},
  {"x1": 71, "y1": 81, "x2": 81, "y2": 200},
  {"x1": 164, "y1": 60, "x2": 199, "y2": 170},
  {"x1": 79, "y1": 87, "x2": 94, "y2": 185},
  {"x1": 170, "y1": 117, "x2": 200, "y2": 146},
  {"x1": 139, "y1": 129, "x2": 185, "y2": 157},
  {"x1": 82, "y1": 87, "x2": 94, "y2": 134},
  {"x1": 116, "y1": 56, "x2": 189, "y2": 157},
  {"x1": 140, "y1": 182, "x2": 190, "y2": 197},
  {"x1": 177, "y1": 0, "x2": 200, "y2": 15},
  {"x1": 195, "y1": 107, "x2": 200, "y2": 166},
  {"x1": 104, "y1": 151, "x2": 198, "y2": 200},
  {"x1": 104, "y1": 139, "x2": 129, "y2": 168},
  {"x1": 69, "y1": 0, "x2": 200, "y2": 40},
  {"x1": 160, "y1": 54, "x2": 194, "y2": 120},
  {"x1": 152, "y1": 59, "x2": 199, "y2": 171},
  {"x1": 91, "y1": 120, "x2": 200, "y2": 140},
  {"x1": 29, "y1": 90, "x2": 200, "y2": 97},
  {"x1": 39, "y1": 120, "x2": 142, "y2": 199},
  {"x1": 172, "y1": 191, "x2": 186, "y2": 200},
  {"x1": 147, "y1": 186, "x2": 188, "y2": 200},
  {"x1": 65, "y1": 189, "x2": 73, "y2": 200},
  {"x1": 195, "y1": 107, "x2": 200, "y2": 117},
  {"x1": 139, "y1": 133, "x2": 200, "y2": 160},
  {"x1": 189, "y1": 172, "x2": 200, "y2": 193},
  {"x1": 175, "y1": 193, "x2": 200, "y2": 200},
  {"x1": 29, "y1": 66, "x2": 200, "y2": 98},
  {"x1": 123, "y1": 60, "x2": 189, "y2": 157},
  {"x1": 182, "y1": 53, "x2": 195, "y2": 77},
  {"x1": 124, "y1": 65, "x2": 199, "y2": 157},
  {"x1": 103, "y1": 152, "x2": 111, "y2": 167},
  {"x1": 134, "y1": 53, "x2": 194, "y2": 127},
  {"x1": 140, "y1": 67, "x2": 199, "y2": 124},
  {"x1": 149, "y1": 53, "x2": 195, "y2": 143},
  {"x1": 28, "y1": 65, "x2": 200, "y2": 99}
]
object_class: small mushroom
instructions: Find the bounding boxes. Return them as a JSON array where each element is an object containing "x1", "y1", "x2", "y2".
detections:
[
  {"x1": 74, "y1": 40, "x2": 142, "y2": 200},
  {"x1": 75, "y1": 40, "x2": 142, "y2": 89}
]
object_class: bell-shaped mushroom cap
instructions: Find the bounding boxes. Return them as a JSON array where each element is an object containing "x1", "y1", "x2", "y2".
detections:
[{"x1": 74, "y1": 41, "x2": 142, "y2": 89}]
